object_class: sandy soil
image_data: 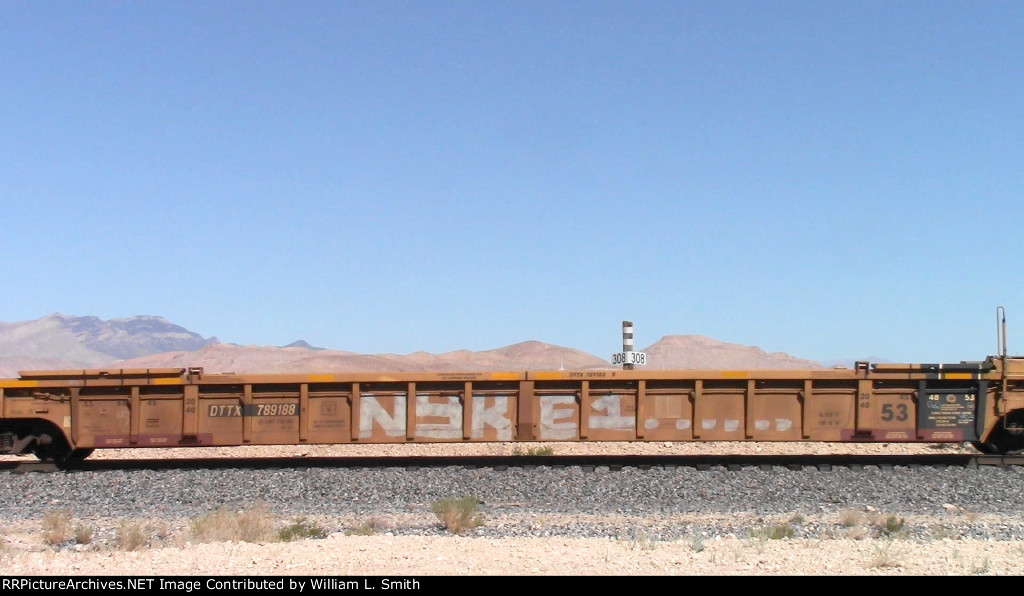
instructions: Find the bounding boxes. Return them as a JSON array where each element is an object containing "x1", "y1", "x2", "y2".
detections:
[
  {"x1": 2, "y1": 527, "x2": 1020, "y2": 576},
  {"x1": 2, "y1": 441, "x2": 1006, "y2": 576},
  {"x1": 0, "y1": 438, "x2": 973, "y2": 461}
]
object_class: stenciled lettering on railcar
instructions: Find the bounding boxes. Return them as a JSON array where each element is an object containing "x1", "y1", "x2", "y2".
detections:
[
  {"x1": 816, "y1": 410, "x2": 842, "y2": 427},
  {"x1": 207, "y1": 403, "x2": 298, "y2": 417},
  {"x1": 921, "y1": 391, "x2": 977, "y2": 431}
]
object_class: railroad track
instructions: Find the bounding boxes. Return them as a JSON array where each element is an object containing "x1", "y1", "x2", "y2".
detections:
[{"x1": 5, "y1": 453, "x2": 1023, "y2": 474}]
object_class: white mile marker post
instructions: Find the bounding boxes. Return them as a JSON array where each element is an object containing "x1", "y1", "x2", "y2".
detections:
[{"x1": 612, "y1": 321, "x2": 646, "y2": 370}]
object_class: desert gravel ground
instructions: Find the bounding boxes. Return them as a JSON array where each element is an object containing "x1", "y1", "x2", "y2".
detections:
[{"x1": 3, "y1": 441, "x2": 1023, "y2": 576}]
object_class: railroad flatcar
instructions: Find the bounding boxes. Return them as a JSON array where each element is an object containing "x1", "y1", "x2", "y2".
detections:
[{"x1": 2, "y1": 350, "x2": 1024, "y2": 463}]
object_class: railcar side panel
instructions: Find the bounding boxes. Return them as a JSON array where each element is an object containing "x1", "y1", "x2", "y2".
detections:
[
  {"x1": 854, "y1": 384, "x2": 918, "y2": 441},
  {"x1": 749, "y1": 385, "x2": 803, "y2": 441},
  {"x1": 693, "y1": 383, "x2": 745, "y2": 440},
  {"x1": 802, "y1": 387, "x2": 857, "y2": 441},
  {"x1": 535, "y1": 386, "x2": 580, "y2": 441},
  {"x1": 358, "y1": 388, "x2": 407, "y2": 442},
  {"x1": 138, "y1": 387, "x2": 184, "y2": 446},
  {"x1": 412, "y1": 383, "x2": 464, "y2": 442},
  {"x1": 638, "y1": 383, "x2": 693, "y2": 441},
  {"x1": 7, "y1": 356, "x2": 1024, "y2": 459},
  {"x1": 306, "y1": 385, "x2": 351, "y2": 444},
  {"x1": 250, "y1": 384, "x2": 300, "y2": 444},
  {"x1": 75, "y1": 387, "x2": 131, "y2": 448},
  {"x1": 2, "y1": 386, "x2": 71, "y2": 445},
  {"x1": 469, "y1": 387, "x2": 517, "y2": 441}
]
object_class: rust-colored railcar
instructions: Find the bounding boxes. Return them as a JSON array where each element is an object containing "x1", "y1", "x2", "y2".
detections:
[{"x1": 3, "y1": 354, "x2": 1024, "y2": 462}]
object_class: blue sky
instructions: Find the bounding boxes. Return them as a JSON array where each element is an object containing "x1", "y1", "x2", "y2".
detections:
[{"x1": 2, "y1": 1, "x2": 1021, "y2": 363}]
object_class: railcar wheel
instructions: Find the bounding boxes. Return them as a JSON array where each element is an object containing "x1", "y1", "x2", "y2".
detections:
[
  {"x1": 977, "y1": 412, "x2": 1024, "y2": 455},
  {"x1": 31, "y1": 434, "x2": 90, "y2": 465},
  {"x1": 32, "y1": 438, "x2": 72, "y2": 462},
  {"x1": 67, "y1": 448, "x2": 94, "y2": 461}
]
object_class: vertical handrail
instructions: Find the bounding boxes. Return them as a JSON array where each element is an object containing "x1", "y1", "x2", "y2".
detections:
[
  {"x1": 997, "y1": 306, "x2": 1009, "y2": 428},
  {"x1": 997, "y1": 306, "x2": 1008, "y2": 360}
]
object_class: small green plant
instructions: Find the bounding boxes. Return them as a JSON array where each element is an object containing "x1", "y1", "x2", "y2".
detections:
[
  {"x1": 691, "y1": 533, "x2": 705, "y2": 553},
  {"x1": 430, "y1": 497, "x2": 484, "y2": 534},
  {"x1": 41, "y1": 509, "x2": 73, "y2": 545},
  {"x1": 278, "y1": 518, "x2": 328, "y2": 542},
  {"x1": 513, "y1": 446, "x2": 554, "y2": 456},
  {"x1": 116, "y1": 522, "x2": 149, "y2": 551},
  {"x1": 971, "y1": 558, "x2": 992, "y2": 575},
  {"x1": 876, "y1": 515, "x2": 906, "y2": 538},
  {"x1": 190, "y1": 505, "x2": 278, "y2": 543}
]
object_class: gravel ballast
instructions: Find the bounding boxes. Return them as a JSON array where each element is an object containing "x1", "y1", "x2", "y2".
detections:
[{"x1": 3, "y1": 442, "x2": 1024, "y2": 575}]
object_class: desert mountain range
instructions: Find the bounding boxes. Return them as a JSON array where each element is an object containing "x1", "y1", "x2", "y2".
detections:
[{"x1": 0, "y1": 314, "x2": 824, "y2": 377}]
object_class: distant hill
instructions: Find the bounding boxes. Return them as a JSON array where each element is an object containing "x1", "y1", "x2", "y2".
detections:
[
  {"x1": 281, "y1": 340, "x2": 324, "y2": 350},
  {"x1": 0, "y1": 314, "x2": 217, "y2": 376},
  {"x1": 0, "y1": 314, "x2": 825, "y2": 376},
  {"x1": 111, "y1": 340, "x2": 611, "y2": 373},
  {"x1": 641, "y1": 335, "x2": 822, "y2": 369}
]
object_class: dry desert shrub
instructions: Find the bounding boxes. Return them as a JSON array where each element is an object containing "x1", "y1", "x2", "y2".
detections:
[
  {"x1": 190, "y1": 505, "x2": 278, "y2": 543},
  {"x1": 866, "y1": 540, "x2": 904, "y2": 569},
  {"x1": 115, "y1": 522, "x2": 150, "y2": 551},
  {"x1": 512, "y1": 446, "x2": 555, "y2": 456},
  {"x1": 872, "y1": 514, "x2": 907, "y2": 538},
  {"x1": 618, "y1": 527, "x2": 658, "y2": 551},
  {"x1": 278, "y1": 517, "x2": 328, "y2": 542},
  {"x1": 74, "y1": 524, "x2": 94, "y2": 545},
  {"x1": 970, "y1": 557, "x2": 992, "y2": 575},
  {"x1": 345, "y1": 517, "x2": 388, "y2": 536},
  {"x1": 749, "y1": 522, "x2": 796, "y2": 541},
  {"x1": 41, "y1": 509, "x2": 73, "y2": 545},
  {"x1": 430, "y1": 497, "x2": 484, "y2": 534},
  {"x1": 838, "y1": 509, "x2": 863, "y2": 528}
]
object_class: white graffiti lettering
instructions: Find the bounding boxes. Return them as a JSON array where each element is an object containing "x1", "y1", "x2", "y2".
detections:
[
  {"x1": 359, "y1": 394, "x2": 407, "y2": 438},
  {"x1": 471, "y1": 394, "x2": 513, "y2": 441},
  {"x1": 539, "y1": 395, "x2": 577, "y2": 440},
  {"x1": 589, "y1": 394, "x2": 633, "y2": 431},
  {"x1": 414, "y1": 394, "x2": 462, "y2": 439}
]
